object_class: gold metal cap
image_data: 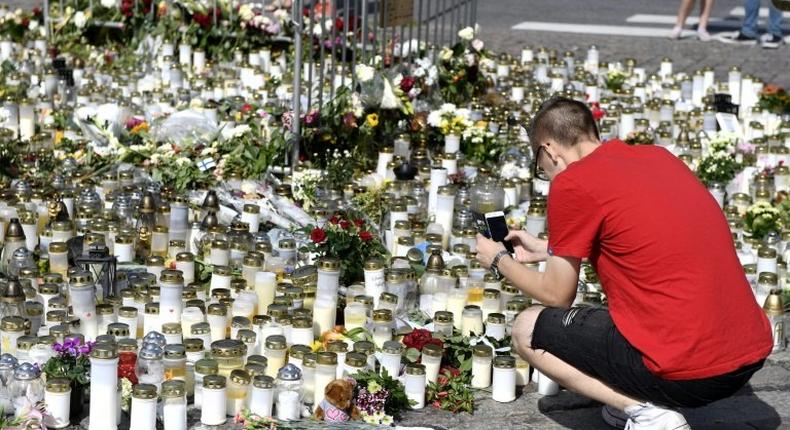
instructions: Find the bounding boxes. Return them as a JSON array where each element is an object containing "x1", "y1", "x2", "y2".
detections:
[{"x1": 203, "y1": 374, "x2": 226, "y2": 389}]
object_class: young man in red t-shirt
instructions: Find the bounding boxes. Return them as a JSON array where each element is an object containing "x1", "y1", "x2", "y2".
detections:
[{"x1": 476, "y1": 97, "x2": 773, "y2": 429}]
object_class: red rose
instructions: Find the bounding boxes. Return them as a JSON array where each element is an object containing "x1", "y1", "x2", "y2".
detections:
[
  {"x1": 329, "y1": 215, "x2": 339, "y2": 225},
  {"x1": 339, "y1": 220, "x2": 350, "y2": 230},
  {"x1": 400, "y1": 76, "x2": 416, "y2": 93},
  {"x1": 354, "y1": 219, "x2": 364, "y2": 227},
  {"x1": 359, "y1": 231, "x2": 373, "y2": 241},
  {"x1": 241, "y1": 103, "x2": 253, "y2": 113},
  {"x1": 592, "y1": 107, "x2": 606, "y2": 121},
  {"x1": 311, "y1": 227, "x2": 326, "y2": 243},
  {"x1": 403, "y1": 328, "x2": 443, "y2": 351}
]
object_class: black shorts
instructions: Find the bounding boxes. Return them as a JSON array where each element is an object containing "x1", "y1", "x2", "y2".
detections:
[{"x1": 531, "y1": 306, "x2": 764, "y2": 408}]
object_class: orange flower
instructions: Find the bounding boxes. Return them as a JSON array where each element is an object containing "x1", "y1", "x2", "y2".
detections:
[{"x1": 762, "y1": 84, "x2": 782, "y2": 96}]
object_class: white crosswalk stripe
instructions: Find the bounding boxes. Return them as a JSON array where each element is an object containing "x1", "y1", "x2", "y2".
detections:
[
  {"x1": 512, "y1": 10, "x2": 790, "y2": 42},
  {"x1": 727, "y1": 7, "x2": 790, "y2": 19}
]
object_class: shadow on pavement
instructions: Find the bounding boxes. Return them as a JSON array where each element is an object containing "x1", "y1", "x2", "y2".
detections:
[{"x1": 536, "y1": 386, "x2": 783, "y2": 430}]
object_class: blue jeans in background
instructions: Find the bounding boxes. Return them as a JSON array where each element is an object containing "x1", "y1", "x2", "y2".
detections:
[{"x1": 740, "y1": 0, "x2": 784, "y2": 38}]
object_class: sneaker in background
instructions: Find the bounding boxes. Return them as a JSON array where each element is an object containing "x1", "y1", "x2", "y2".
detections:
[
  {"x1": 718, "y1": 31, "x2": 758, "y2": 45},
  {"x1": 669, "y1": 26, "x2": 683, "y2": 40},
  {"x1": 697, "y1": 29, "x2": 712, "y2": 42},
  {"x1": 761, "y1": 34, "x2": 783, "y2": 49}
]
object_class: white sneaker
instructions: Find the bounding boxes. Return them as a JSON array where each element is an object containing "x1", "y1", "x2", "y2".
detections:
[
  {"x1": 669, "y1": 26, "x2": 683, "y2": 40},
  {"x1": 697, "y1": 29, "x2": 711, "y2": 42},
  {"x1": 623, "y1": 403, "x2": 691, "y2": 430}
]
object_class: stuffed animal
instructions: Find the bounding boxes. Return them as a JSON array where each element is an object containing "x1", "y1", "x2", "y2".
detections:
[{"x1": 313, "y1": 379, "x2": 361, "y2": 422}]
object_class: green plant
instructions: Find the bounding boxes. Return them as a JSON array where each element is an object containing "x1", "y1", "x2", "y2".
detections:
[
  {"x1": 427, "y1": 368, "x2": 475, "y2": 413},
  {"x1": 744, "y1": 201, "x2": 783, "y2": 240},
  {"x1": 41, "y1": 338, "x2": 94, "y2": 385},
  {"x1": 605, "y1": 70, "x2": 628, "y2": 92},
  {"x1": 351, "y1": 369, "x2": 413, "y2": 419},
  {"x1": 696, "y1": 151, "x2": 741, "y2": 186},
  {"x1": 300, "y1": 211, "x2": 388, "y2": 285}
]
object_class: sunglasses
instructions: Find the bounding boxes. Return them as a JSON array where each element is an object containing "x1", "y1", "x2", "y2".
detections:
[{"x1": 532, "y1": 146, "x2": 549, "y2": 181}]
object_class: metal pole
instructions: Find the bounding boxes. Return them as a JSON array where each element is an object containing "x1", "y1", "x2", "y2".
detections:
[
  {"x1": 351, "y1": 0, "x2": 359, "y2": 87},
  {"x1": 330, "y1": 1, "x2": 338, "y2": 100},
  {"x1": 341, "y1": 0, "x2": 350, "y2": 88},
  {"x1": 308, "y1": 5, "x2": 316, "y2": 109},
  {"x1": 361, "y1": 0, "x2": 368, "y2": 65},
  {"x1": 291, "y1": 0, "x2": 303, "y2": 171},
  {"x1": 380, "y1": 0, "x2": 387, "y2": 66},
  {"x1": 44, "y1": 0, "x2": 50, "y2": 39},
  {"x1": 318, "y1": 4, "x2": 326, "y2": 111}
]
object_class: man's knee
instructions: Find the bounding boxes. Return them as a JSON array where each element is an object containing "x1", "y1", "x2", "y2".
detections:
[{"x1": 511, "y1": 305, "x2": 544, "y2": 354}]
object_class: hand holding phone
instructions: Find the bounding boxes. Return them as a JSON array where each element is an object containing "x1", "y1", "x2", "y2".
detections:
[{"x1": 485, "y1": 211, "x2": 514, "y2": 254}]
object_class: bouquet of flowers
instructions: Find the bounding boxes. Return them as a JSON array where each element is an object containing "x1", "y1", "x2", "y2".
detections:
[
  {"x1": 300, "y1": 210, "x2": 388, "y2": 285},
  {"x1": 758, "y1": 84, "x2": 790, "y2": 115},
  {"x1": 438, "y1": 25, "x2": 489, "y2": 105},
  {"x1": 696, "y1": 150, "x2": 741, "y2": 187},
  {"x1": 350, "y1": 370, "x2": 412, "y2": 423},
  {"x1": 462, "y1": 124, "x2": 503, "y2": 165},
  {"x1": 744, "y1": 201, "x2": 783, "y2": 240},
  {"x1": 427, "y1": 103, "x2": 473, "y2": 137},
  {"x1": 604, "y1": 69, "x2": 628, "y2": 92}
]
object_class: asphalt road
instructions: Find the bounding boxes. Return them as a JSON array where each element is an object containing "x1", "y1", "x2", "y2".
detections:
[{"x1": 477, "y1": 0, "x2": 790, "y2": 88}]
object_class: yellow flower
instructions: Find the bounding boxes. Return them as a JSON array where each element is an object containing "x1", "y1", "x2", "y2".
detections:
[
  {"x1": 54, "y1": 130, "x2": 64, "y2": 145},
  {"x1": 130, "y1": 122, "x2": 149, "y2": 135},
  {"x1": 366, "y1": 113, "x2": 379, "y2": 127}
]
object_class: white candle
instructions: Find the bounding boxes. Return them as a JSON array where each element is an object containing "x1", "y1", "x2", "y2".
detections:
[
  {"x1": 376, "y1": 149, "x2": 395, "y2": 179},
  {"x1": 254, "y1": 272, "x2": 277, "y2": 314},
  {"x1": 276, "y1": 391, "x2": 300, "y2": 421},
  {"x1": 428, "y1": 168, "x2": 448, "y2": 213},
  {"x1": 471, "y1": 346, "x2": 492, "y2": 389},
  {"x1": 728, "y1": 68, "x2": 741, "y2": 105},
  {"x1": 193, "y1": 51, "x2": 206, "y2": 73},
  {"x1": 89, "y1": 347, "x2": 119, "y2": 430},
  {"x1": 201, "y1": 380, "x2": 227, "y2": 425},
  {"x1": 312, "y1": 299, "x2": 336, "y2": 338},
  {"x1": 178, "y1": 44, "x2": 192, "y2": 66},
  {"x1": 19, "y1": 102, "x2": 35, "y2": 141},
  {"x1": 444, "y1": 134, "x2": 461, "y2": 153},
  {"x1": 492, "y1": 356, "x2": 516, "y2": 402},
  {"x1": 129, "y1": 388, "x2": 157, "y2": 430},
  {"x1": 43, "y1": 382, "x2": 71, "y2": 429},
  {"x1": 403, "y1": 364, "x2": 426, "y2": 409}
]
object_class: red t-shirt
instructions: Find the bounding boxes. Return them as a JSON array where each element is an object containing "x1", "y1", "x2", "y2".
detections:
[{"x1": 547, "y1": 139, "x2": 773, "y2": 380}]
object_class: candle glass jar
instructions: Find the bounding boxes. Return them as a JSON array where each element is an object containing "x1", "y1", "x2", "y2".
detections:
[
  {"x1": 44, "y1": 377, "x2": 71, "y2": 428},
  {"x1": 201, "y1": 375, "x2": 227, "y2": 425},
  {"x1": 161, "y1": 380, "x2": 187, "y2": 430},
  {"x1": 89, "y1": 344, "x2": 119, "y2": 430},
  {"x1": 211, "y1": 339, "x2": 246, "y2": 379},
  {"x1": 194, "y1": 358, "x2": 218, "y2": 408},
  {"x1": 314, "y1": 352, "x2": 337, "y2": 406},
  {"x1": 129, "y1": 383, "x2": 157, "y2": 430},
  {"x1": 226, "y1": 369, "x2": 251, "y2": 416},
  {"x1": 249, "y1": 375, "x2": 275, "y2": 417},
  {"x1": 403, "y1": 363, "x2": 426, "y2": 409},
  {"x1": 492, "y1": 355, "x2": 516, "y2": 402},
  {"x1": 421, "y1": 344, "x2": 443, "y2": 385},
  {"x1": 471, "y1": 345, "x2": 493, "y2": 389},
  {"x1": 486, "y1": 313, "x2": 507, "y2": 340},
  {"x1": 135, "y1": 343, "x2": 164, "y2": 390},
  {"x1": 275, "y1": 364, "x2": 303, "y2": 421},
  {"x1": 163, "y1": 345, "x2": 187, "y2": 382},
  {"x1": 343, "y1": 352, "x2": 367, "y2": 377}
]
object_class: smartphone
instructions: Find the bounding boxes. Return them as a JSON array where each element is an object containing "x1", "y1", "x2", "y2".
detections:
[{"x1": 485, "y1": 211, "x2": 514, "y2": 254}]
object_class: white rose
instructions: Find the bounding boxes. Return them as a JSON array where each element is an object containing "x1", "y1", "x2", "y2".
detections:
[
  {"x1": 176, "y1": 157, "x2": 192, "y2": 166},
  {"x1": 73, "y1": 11, "x2": 87, "y2": 29},
  {"x1": 458, "y1": 26, "x2": 474, "y2": 41},
  {"x1": 355, "y1": 64, "x2": 375, "y2": 83},
  {"x1": 238, "y1": 4, "x2": 254, "y2": 21},
  {"x1": 100, "y1": 0, "x2": 116, "y2": 8},
  {"x1": 471, "y1": 39, "x2": 484, "y2": 51},
  {"x1": 28, "y1": 19, "x2": 37, "y2": 30},
  {"x1": 440, "y1": 47, "x2": 453, "y2": 61}
]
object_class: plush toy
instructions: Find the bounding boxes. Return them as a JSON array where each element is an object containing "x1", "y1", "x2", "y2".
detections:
[{"x1": 313, "y1": 379, "x2": 361, "y2": 422}]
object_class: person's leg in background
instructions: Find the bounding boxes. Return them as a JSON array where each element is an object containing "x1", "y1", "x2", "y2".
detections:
[
  {"x1": 721, "y1": 0, "x2": 760, "y2": 43},
  {"x1": 740, "y1": 0, "x2": 761, "y2": 38},
  {"x1": 672, "y1": 0, "x2": 697, "y2": 39},
  {"x1": 697, "y1": 0, "x2": 715, "y2": 40},
  {"x1": 761, "y1": 0, "x2": 785, "y2": 47}
]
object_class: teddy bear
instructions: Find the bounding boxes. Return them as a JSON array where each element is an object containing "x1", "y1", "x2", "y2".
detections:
[{"x1": 313, "y1": 379, "x2": 361, "y2": 422}]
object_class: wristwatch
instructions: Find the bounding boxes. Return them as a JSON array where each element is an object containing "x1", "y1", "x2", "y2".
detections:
[{"x1": 490, "y1": 250, "x2": 511, "y2": 280}]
